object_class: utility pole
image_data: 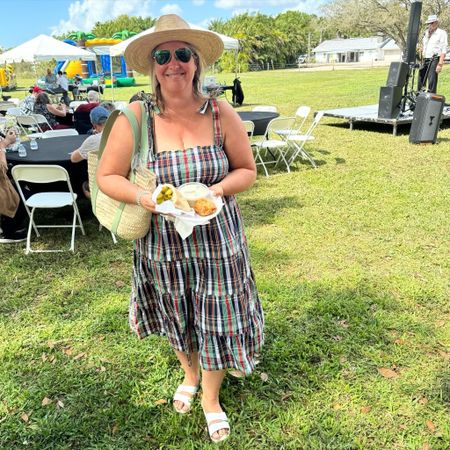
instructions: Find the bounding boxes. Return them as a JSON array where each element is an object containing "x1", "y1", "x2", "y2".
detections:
[{"x1": 307, "y1": 32, "x2": 311, "y2": 62}]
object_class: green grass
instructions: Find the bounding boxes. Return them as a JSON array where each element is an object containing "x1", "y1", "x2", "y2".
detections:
[{"x1": 1, "y1": 67, "x2": 449, "y2": 449}]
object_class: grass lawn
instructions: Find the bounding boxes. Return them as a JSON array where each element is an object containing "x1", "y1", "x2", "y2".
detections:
[{"x1": 1, "y1": 67, "x2": 449, "y2": 449}]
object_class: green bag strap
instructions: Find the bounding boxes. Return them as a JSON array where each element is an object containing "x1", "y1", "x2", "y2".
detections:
[{"x1": 91, "y1": 102, "x2": 148, "y2": 224}]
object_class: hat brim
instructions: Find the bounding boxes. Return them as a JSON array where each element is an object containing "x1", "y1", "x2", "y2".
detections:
[
  {"x1": 426, "y1": 20, "x2": 437, "y2": 24},
  {"x1": 124, "y1": 29, "x2": 224, "y2": 74}
]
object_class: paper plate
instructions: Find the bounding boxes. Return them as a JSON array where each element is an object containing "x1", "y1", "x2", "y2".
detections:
[{"x1": 152, "y1": 185, "x2": 224, "y2": 225}]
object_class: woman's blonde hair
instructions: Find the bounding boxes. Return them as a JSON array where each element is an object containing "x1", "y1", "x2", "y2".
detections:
[{"x1": 149, "y1": 44, "x2": 206, "y2": 112}]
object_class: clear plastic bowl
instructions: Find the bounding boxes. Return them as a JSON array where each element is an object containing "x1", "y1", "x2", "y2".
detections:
[{"x1": 178, "y1": 182, "x2": 210, "y2": 206}]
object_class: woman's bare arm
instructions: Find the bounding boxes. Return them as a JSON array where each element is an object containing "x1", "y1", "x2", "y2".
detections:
[
  {"x1": 47, "y1": 103, "x2": 66, "y2": 117},
  {"x1": 96, "y1": 101, "x2": 156, "y2": 212},
  {"x1": 209, "y1": 100, "x2": 256, "y2": 196}
]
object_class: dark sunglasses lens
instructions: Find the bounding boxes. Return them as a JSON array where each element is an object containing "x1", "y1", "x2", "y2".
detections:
[
  {"x1": 175, "y1": 47, "x2": 192, "y2": 63},
  {"x1": 154, "y1": 50, "x2": 171, "y2": 65}
]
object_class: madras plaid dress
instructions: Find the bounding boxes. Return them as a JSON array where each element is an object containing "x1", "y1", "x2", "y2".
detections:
[{"x1": 129, "y1": 98, "x2": 264, "y2": 374}]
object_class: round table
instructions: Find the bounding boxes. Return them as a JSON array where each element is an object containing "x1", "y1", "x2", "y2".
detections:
[
  {"x1": 7, "y1": 135, "x2": 87, "y2": 194},
  {"x1": 237, "y1": 111, "x2": 279, "y2": 135}
]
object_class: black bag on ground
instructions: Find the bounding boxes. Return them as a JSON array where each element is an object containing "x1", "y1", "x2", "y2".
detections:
[{"x1": 232, "y1": 78, "x2": 244, "y2": 106}]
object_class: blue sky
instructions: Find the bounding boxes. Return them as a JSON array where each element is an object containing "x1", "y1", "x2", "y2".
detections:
[{"x1": 1, "y1": 0, "x2": 329, "y2": 50}]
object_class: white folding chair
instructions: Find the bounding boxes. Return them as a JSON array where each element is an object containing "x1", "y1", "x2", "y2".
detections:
[
  {"x1": 242, "y1": 120, "x2": 255, "y2": 140},
  {"x1": 113, "y1": 101, "x2": 128, "y2": 111},
  {"x1": 276, "y1": 106, "x2": 311, "y2": 139},
  {"x1": 4, "y1": 107, "x2": 24, "y2": 116},
  {"x1": 75, "y1": 85, "x2": 88, "y2": 100},
  {"x1": 11, "y1": 165, "x2": 85, "y2": 254},
  {"x1": 16, "y1": 114, "x2": 53, "y2": 135},
  {"x1": 42, "y1": 129, "x2": 79, "y2": 138},
  {"x1": 69, "y1": 101, "x2": 88, "y2": 111},
  {"x1": 252, "y1": 117, "x2": 296, "y2": 176},
  {"x1": 252, "y1": 105, "x2": 278, "y2": 113},
  {"x1": 284, "y1": 111, "x2": 324, "y2": 169}
]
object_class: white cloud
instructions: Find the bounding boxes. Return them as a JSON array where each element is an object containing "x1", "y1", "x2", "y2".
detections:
[
  {"x1": 215, "y1": 0, "x2": 300, "y2": 7},
  {"x1": 51, "y1": 0, "x2": 155, "y2": 35},
  {"x1": 215, "y1": 0, "x2": 329, "y2": 14},
  {"x1": 160, "y1": 3, "x2": 183, "y2": 16},
  {"x1": 192, "y1": 0, "x2": 205, "y2": 5}
]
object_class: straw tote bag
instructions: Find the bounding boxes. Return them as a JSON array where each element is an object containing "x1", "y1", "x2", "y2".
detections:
[
  {"x1": 88, "y1": 102, "x2": 156, "y2": 240},
  {"x1": 0, "y1": 163, "x2": 20, "y2": 218}
]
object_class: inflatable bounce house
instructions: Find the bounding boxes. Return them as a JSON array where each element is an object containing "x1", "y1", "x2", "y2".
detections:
[
  {"x1": 57, "y1": 31, "x2": 136, "y2": 88},
  {"x1": 0, "y1": 64, "x2": 16, "y2": 91}
]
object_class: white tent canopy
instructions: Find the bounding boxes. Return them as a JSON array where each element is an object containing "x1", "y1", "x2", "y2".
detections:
[
  {"x1": 110, "y1": 23, "x2": 239, "y2": 57},
  {"x1": 0, "y1": 34, "x2": 96, "y2": 64}
]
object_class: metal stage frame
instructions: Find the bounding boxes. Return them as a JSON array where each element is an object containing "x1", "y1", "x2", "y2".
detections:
[{"x1": 319, "y1": 104, "x2": 450, "y2": 136}]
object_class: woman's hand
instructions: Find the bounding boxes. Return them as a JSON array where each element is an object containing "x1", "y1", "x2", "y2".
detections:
[
  {"x1": 1, "y1": 128, "x2": 18, "y2": 147},
  {"x1": 138, "y1": 191, "x2": 158, "y2": 213},
  {"x1": 209, "y1": 183, "x2": 224, "y2": 197}
]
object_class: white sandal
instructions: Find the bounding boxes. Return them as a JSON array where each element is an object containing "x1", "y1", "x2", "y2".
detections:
[
  {"x1": 173, "y1": 384, "x2": 198, "y2": 413},
  {"x1": 204, "y1": 411, "x2": 230, "y2": 443}
]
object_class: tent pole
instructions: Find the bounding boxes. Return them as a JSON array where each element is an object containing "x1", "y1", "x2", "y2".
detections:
[{"x1": 110, "y1": 54, "x2": 114, "y2": 102}]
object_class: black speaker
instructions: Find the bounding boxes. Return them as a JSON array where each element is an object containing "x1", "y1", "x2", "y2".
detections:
[
  {"x1": 378, "y1": 86, "x2": 403, "y2": 119},
  {"x1": 409, "y1": 92, "x2": 445, "y2": 143},
  {"x1": 405, "y1": 1, "x2": 422, "y2": 65},
  {"x1": 386, "y1": 62, "x2": 409, "y2": 87}
]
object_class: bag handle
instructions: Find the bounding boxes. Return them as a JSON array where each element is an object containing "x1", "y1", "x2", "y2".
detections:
[{"x1": 97, "y1": 101, "x2": 147, "y2": 166}]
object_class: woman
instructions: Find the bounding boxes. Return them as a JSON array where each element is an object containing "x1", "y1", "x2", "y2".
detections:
[
  {"x1": 97, "y1": 14, "x2": 264, "y2": 443},
  {"x1": 0, "y1": 128, "x2": 27, "y2": 243},
  {"x1": 33, "y1": 92, "x2": 70, "y2": 130}
]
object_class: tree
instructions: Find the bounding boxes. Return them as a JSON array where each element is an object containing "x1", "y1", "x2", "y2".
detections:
[
  {"x1": 68, "y1": 31, "x2": 96, "y2": 47},
  {"x1": 92, "y1": 15, "x2": 155, "y2": 38},
  {"x1": 324, "y1": 0, "x2": 450, "y2": 50}
]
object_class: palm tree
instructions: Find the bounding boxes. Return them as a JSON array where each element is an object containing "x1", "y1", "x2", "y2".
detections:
[
  {"x1": 112, "y1": 30, "x2": 136, "y2": 40},
  {"x1": 68, "y1": 31, "x2": 96, "y2": 78}
]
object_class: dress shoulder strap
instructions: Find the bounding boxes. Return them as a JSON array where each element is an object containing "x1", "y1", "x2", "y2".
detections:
[{"x1": 209, "y1": 98, "x2": 223, "y2": 148}]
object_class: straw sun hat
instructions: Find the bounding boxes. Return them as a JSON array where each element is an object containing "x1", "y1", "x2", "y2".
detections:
[{"x1": 124, "y1": 14, "x2": 224, "y2": 74}]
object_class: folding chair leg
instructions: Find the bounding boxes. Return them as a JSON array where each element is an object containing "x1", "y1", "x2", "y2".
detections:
[
  {"x1": 25, "y1": 208, "x2": 36, "y2": 255},
  {"x1": 289, "y1": 143, "x2": 317, "y2": 169},
  {"x1": 252, "y1": 146, "x2": 270, "y2": 177},
  {"x1": 274, "y1": 147, "x2": 291, "y2": 173}
]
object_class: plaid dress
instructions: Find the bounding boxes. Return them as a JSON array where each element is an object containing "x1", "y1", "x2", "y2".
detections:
[{"x1": 129, "y1": 98, "x2": 264, "y2": 374}]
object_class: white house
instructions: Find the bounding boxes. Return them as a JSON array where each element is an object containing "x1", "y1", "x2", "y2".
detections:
[{"x1": 313, "y1": 36, "x2": 402, "y2": 64}]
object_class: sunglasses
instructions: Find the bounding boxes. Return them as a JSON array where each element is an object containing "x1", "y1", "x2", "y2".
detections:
[{"x1": 152, "y1": 47, "x2": 194, "y2": 65}]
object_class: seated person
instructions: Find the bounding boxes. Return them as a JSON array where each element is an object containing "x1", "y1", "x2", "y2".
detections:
[
  {"x1": 72, "y1": 74, "x2": 82, "y2": 100},
  {"x1": 0, "y1": 128, "x2": 28, "y2": 243},
  {"x1": 44, "y1": 68, "x2": 57, "y2": 89},
  {"x1": 33, "y1": 92, "x2": 71, "y2": 130},
  {"x1": 70, "y1": 106, "x2": 111, "y2": 198},
  {"x1": 99, "y1": 101, "x2": 115, "y2": 112},
  {"x1": 73, "y1": 90, "x2": 100, "y2": 134},
  {"x1": 19, "y1": 86, "x2": 43, "y2": 115}
]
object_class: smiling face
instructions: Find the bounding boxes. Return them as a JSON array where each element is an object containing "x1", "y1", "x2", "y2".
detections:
[{"x1": 152, "y1": 40, "x2": 198, "y2": 94}]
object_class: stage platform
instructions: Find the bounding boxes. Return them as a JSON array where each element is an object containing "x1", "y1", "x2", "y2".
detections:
[{"x1": 319, "y1": 104, "x2": 450, "y2": 136}]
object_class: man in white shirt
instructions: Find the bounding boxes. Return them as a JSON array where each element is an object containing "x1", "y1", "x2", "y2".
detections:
[
  {"x1": 418, "y1": 14, "x2": 448, "y2": 93},
  {"x1": 70, "y1": 106, "x2": 111, "y2": 198},
  {"x1": 56, "y1": 71, "x2": 70, "y2": 106}
]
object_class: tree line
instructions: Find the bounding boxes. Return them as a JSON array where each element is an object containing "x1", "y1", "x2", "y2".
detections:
[{"x1": 51, "y1": 1, "x2": 450, "y2": 73}]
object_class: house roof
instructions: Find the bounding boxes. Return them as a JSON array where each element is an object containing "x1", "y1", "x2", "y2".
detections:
[{"x1": 313, "y1": 37, "x2": 400, "y2": 53}]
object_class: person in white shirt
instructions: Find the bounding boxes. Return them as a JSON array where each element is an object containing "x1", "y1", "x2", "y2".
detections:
[
  {"x1": 418, "y1": 14, "x2": 448, "y2": 93},
  {"x1": 70, "y1": 106, "x2": 111, "y2": 198},
  {"x1": 56, "y1": 71, "x2": 70, "y2": 106}
]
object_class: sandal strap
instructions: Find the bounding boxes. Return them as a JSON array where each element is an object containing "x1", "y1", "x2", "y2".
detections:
[
  {"x1": 205, "y1": 411, "x2": 228, "y2": 423},
  {"x1": 173, "y1": 393, "x2": 194, "y2": 405},
  {"x1": 208, "y1": 420, "x2": 230, "y2": 437},
  {"x1": 175, "y1": 384, "x2": 198, "y2": 395}
]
